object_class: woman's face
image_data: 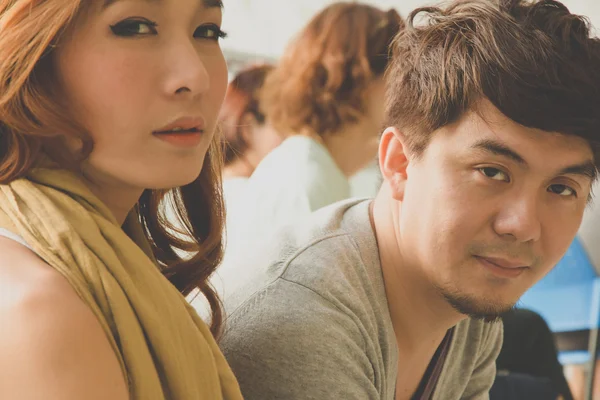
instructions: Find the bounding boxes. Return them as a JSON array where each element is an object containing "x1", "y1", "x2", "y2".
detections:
[{"x1": 54, "y1": 0, "x2": 228, "y2": 192}]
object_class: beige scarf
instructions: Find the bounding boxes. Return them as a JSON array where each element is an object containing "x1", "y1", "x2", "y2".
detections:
[{"x1": 0, "y1": 168, "x2": 242, "y2": 399}]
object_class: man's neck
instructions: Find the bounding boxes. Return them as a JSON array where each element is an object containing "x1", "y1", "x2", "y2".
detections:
[{"x1": 370, "y1": 190, "x2": 465, "y2": 354}]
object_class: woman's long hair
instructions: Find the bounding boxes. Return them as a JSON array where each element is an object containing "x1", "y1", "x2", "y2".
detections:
[{"x1": 0, "y1": 1, "x2": 226, "y2": 337}]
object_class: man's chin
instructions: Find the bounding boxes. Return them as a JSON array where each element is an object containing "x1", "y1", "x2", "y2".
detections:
[{"x1": 439, "y1": 288, "x2": 516, "y2": 322}]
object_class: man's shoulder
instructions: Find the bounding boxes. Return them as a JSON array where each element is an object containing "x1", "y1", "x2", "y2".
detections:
[
  {"x1": 222, "y1": 199, "x2": 380, "y2": 320},
  {"x1": 219, "y1": 271, "x2": 387, "y2": 400}
]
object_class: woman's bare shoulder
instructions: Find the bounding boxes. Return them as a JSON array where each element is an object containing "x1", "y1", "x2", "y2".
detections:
[{"x1": 0, "y1": 237, "x2": 129, "y2": 400}]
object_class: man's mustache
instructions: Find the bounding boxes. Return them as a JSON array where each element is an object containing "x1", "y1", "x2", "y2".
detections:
[{"x1": 467, "y1": 242, "x2": 541, "y2": 268}]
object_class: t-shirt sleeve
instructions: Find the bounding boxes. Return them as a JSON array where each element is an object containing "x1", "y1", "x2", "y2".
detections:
[
  {"x1": 220, "y1": 278, "x2": 380, "y2": 400},
  {"x1": 461, "y1": 320, "x2": 504, "y2": 399}
]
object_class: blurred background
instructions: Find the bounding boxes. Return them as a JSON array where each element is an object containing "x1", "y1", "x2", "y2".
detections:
[{"x1": 220, "y1": 0, "x2": 600, "y2": 75}]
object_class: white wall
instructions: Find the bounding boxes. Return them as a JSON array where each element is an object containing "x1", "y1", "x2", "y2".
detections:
[{"x1": 221, "y1": 0, "x2": 600, "y2": 60}]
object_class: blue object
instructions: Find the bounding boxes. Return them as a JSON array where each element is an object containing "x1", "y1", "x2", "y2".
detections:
[{"x1": 518, "y1": 236, "x2": 599, "y2": 400}]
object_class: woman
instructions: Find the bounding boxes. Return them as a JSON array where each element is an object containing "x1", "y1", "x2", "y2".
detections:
[
  {"x1": 0, "y1": 1, "x2": 241, "y2": 399},
  {"x1": 219, "y1": 64, "x2": 281, "y2": 236}
]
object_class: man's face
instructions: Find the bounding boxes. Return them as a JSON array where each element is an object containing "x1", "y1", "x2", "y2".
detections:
[{"x1": 396, "y1": 102, "x2": 595, "y2": 320}]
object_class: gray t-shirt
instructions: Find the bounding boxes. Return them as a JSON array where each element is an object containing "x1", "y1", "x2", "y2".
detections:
[{"x1": 220, "y1": 199, "x2": 503, "y2": 400}]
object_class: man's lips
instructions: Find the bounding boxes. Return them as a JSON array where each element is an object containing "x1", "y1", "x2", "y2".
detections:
[
  {"x1": 474, "y1": 255, "x2": 530, "y2": 278},
  {"x1": 476, "y1": 255, "x2": 530, "y2": 269}
]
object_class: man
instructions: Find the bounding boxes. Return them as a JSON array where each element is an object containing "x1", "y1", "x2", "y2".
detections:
[{"x1": 219, "y1": 0, "x2": 600, "y2": 398}]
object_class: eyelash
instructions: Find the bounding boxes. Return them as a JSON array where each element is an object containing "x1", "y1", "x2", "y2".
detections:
[
  {"x1": 110, "y1": 18, "x2": 158, "y2": 36},
  {"x1": 109, "y1": 18, "x2": 227, "y2": 41},
  {"x1": 477, "y1": 167, "x2": 578, "y2": 198},
  {"x1": 195, "y1": 23, "x2": 227, "y2": 40},
  {"x1": 478, "y1": 167, "x2": 510, "y2": 183},
  {"x1": 548, "y1": 184, "x2": 578, "y2": 198}
]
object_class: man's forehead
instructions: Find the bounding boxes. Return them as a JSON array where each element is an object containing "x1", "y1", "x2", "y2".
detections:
[
  {"x1": 432, "y1": 109, "x2": 596, "y2": 178},
  {"x1": 454, "y1": 106, "x2": 592, "y2": 156}
]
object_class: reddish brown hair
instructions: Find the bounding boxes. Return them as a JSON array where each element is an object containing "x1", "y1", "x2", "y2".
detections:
[
  {"x1": 220, "y1": 64, "x2": 275, "y2": 165},
  {"x1": 0, "y1": 1, "x2": 226, "y2": 337},
  {"x1": 385, "y1": 0, "x2": 600, "y2": 167},
  {"x1": 262, "y1": 2, "x2": 403, "y2": 138}
]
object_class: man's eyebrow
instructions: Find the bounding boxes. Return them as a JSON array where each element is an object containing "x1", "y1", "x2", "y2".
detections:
[
  {"x1": 471, "y1": 139, "x2": 526, "y2": 165},
  {"x1": 471, "y1": 138, "x2": 597, "y2": 181},
  {"x1": 559, "y1": 161, "x2": 598, "y2": 182}
]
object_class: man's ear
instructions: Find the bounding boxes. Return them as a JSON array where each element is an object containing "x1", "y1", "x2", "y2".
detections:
[{"x1": 379, "y1": 126, "x2": 410, "y2": 201}]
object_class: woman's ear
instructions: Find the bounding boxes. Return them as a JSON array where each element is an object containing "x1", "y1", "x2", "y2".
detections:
[{"x1": 379, "y1": 126, "x2": 410, "y2": 201}]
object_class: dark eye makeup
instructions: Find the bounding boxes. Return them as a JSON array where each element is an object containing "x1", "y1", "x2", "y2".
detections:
[{"x1": 110, "y1": 18, "x2": 227, "y2": 41}]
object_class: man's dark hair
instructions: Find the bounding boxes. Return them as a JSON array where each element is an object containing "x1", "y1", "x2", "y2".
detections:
[{"x1": 385, "y1": 0, "x2": 600, "y2": 168}]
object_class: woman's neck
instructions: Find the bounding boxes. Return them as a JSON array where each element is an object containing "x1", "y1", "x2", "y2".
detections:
[
  {"x1": 321, "y1": 116, "x2": 380, "y2": 177},
  {"x1": 80, "y1": 167, "x2": 143, "y2": 226}
]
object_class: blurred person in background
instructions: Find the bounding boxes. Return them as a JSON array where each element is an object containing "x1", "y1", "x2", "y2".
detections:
[
  {"x1": 251, "y1": 2, "x2": 402, "y2": 223},
  {"x1": 494, "y1": 308, "x2": 573, "y2": 399},
  {"x1": 218, "y1": 64, "x2": 280, "y2": 239},
  {"x1": 214, "y1": 3, "x2": 403, "y2": 299}
]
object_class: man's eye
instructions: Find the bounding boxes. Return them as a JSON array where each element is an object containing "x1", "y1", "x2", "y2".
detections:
[
  {"x1": 478, "y1": 167, "x2": 510, "y2": 182},
  {"x1": 548, "y1": 184, "x2": 577, "y2": 197},
  {"x1": 110, "y1": 18, "x2": 158, "y2": 37}
]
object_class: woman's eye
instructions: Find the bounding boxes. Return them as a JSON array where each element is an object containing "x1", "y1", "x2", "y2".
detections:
[
  {"x1": 478, "y1": 167, "x2": 510, "y2": 182},
  {"x1": 548, "y1": 184, "x2": 577, "y2": 197},
  {"x1": 110, "y1": 19, "x2": 158, "y2": 37},
  {"x1": 194, "y1": 24, "x2": 227, "y2": 41}
]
